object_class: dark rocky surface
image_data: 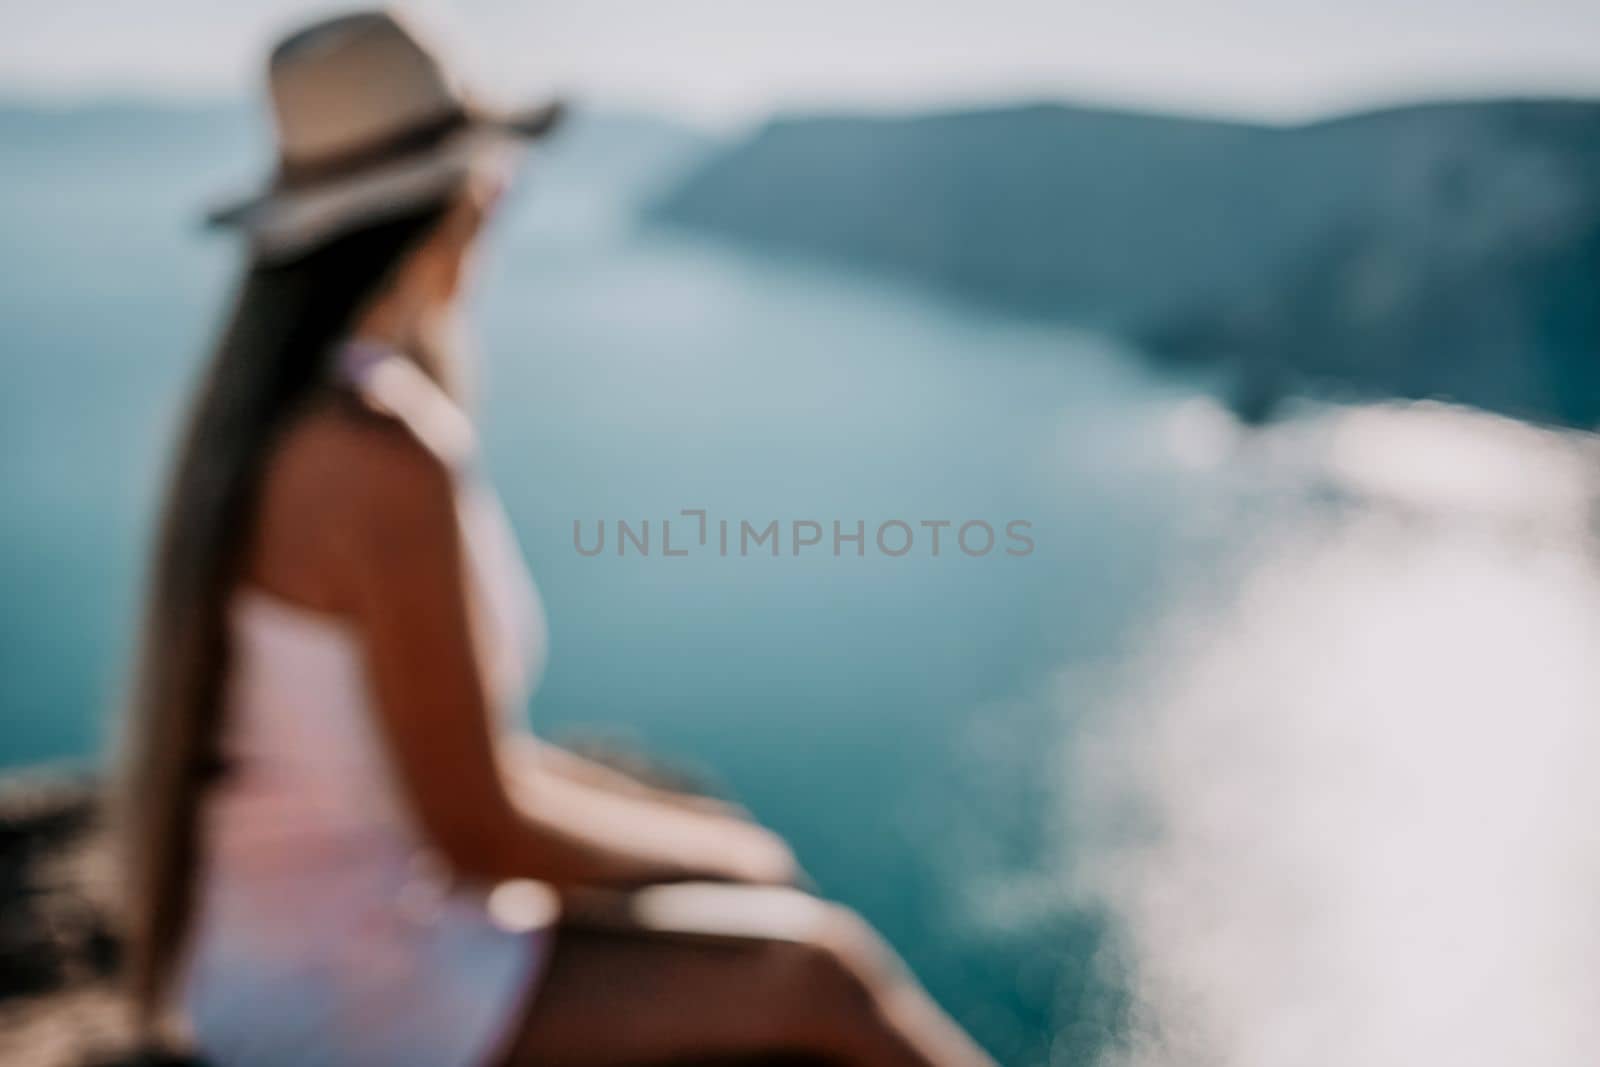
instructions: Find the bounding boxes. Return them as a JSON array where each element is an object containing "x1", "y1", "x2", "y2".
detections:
[{"x1": 0, "y1": 771, "x2": 158, "y2": 1066}]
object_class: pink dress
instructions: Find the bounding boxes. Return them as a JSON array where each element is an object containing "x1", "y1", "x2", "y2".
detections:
[{"x1": 181, "y1": 343, "x2": 552, "y2": 1067}]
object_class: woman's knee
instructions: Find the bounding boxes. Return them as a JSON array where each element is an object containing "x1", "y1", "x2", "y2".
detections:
[
  {"x1": 766, "y1": 905, "x2": 935, "y2": 1063},
  {"x1": 787, "y1": 903, "x2": 903, "y2": 1010}
]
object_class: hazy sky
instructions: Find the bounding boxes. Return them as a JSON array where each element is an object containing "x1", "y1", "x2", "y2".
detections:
[{"x1": 5, "y1": 0, "x2": 1600, "y2": 126}]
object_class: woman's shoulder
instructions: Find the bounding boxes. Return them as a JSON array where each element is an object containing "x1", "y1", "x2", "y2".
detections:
[
  {"x1": 245, "y1": 397, "x2": 463, "y2": 612},
  {"x1": 300, "y1": 395, "x2": 457, "y2": 486},
  {"x1": 274, "y1": 396, "x2": 459, "y2": 520}
]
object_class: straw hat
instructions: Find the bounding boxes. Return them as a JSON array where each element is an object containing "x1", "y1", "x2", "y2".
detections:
[{"x1": 206, "y1": 8, "x2": 563, "y2": 261}]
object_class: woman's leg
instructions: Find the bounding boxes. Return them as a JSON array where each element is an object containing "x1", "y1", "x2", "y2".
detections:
[{"x1": 502, "y1": 892, "x2": 993, "y2": 1067}]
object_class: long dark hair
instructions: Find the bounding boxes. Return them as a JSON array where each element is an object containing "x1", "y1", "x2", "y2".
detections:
[{"x1": 117, "y1": 201, "x2": 452, "y2": 1032}]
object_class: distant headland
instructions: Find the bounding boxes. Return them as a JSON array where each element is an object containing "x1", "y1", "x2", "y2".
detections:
[{"x1": 651, "y1": 98, "x2": 1600, "y2": 428}]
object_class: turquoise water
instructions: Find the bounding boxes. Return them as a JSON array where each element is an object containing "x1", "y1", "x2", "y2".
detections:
[{"x1": 7, "y1": 108, "x2": 1600, "y2": 1065}]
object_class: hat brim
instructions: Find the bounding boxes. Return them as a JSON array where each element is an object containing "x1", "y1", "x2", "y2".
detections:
[
  {"x1": 497, "y1": 99, "x2": 566, "y2": 140},
  {"x1": 204, "y1": 97, "x2": 566, "y2": 255}
]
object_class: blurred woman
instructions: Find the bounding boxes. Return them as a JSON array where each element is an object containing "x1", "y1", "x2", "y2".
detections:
[{"x1": 118, "y1": 9, "x2": 993, "y2": 1067}]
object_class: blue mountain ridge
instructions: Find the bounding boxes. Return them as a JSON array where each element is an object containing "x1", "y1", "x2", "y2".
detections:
[{"x1": 650, "y1": 99, "x2": 1600, "y2": 426}]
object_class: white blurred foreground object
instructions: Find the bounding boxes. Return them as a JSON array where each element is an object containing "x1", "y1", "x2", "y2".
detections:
[{"x1": 1081, "y1": 401, "x2": 1600, "y2": 1067}]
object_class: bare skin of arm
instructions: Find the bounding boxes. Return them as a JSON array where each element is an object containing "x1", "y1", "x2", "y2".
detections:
[
  {"x1": 245, "y1": 403, "x2": 796, "y2": 890},
  {"x1": 500, "y1": 733, "x2": 747, "y2": 819}
]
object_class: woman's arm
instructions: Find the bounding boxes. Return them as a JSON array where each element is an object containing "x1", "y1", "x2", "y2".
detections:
[
  {"x1": 333, "y1": 422, "x2": 794, "y2": 888},
  {"x1": 501, "y1": 733, "x2": 746, "y2": 819}
]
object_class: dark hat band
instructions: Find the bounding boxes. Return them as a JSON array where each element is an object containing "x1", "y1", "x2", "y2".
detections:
[{"x1": 276, "y1": 108, "x2": 474, "y2": 191}]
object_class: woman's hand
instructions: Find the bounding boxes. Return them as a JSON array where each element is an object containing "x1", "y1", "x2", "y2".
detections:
[
  {"x1": 710, "y1": 819, "x2": 801, "y2": 887},
  {"x1": 506, "y1": 735, "x2": 750, "y2": 822},
  {"x1": 494, "y1": 733, "x2": 802, "y2": 889}
]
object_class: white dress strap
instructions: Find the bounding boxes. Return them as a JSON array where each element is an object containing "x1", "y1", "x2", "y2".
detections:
[{"x1": 335, "y1": 340, "x2": 477, "y2": 470}]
